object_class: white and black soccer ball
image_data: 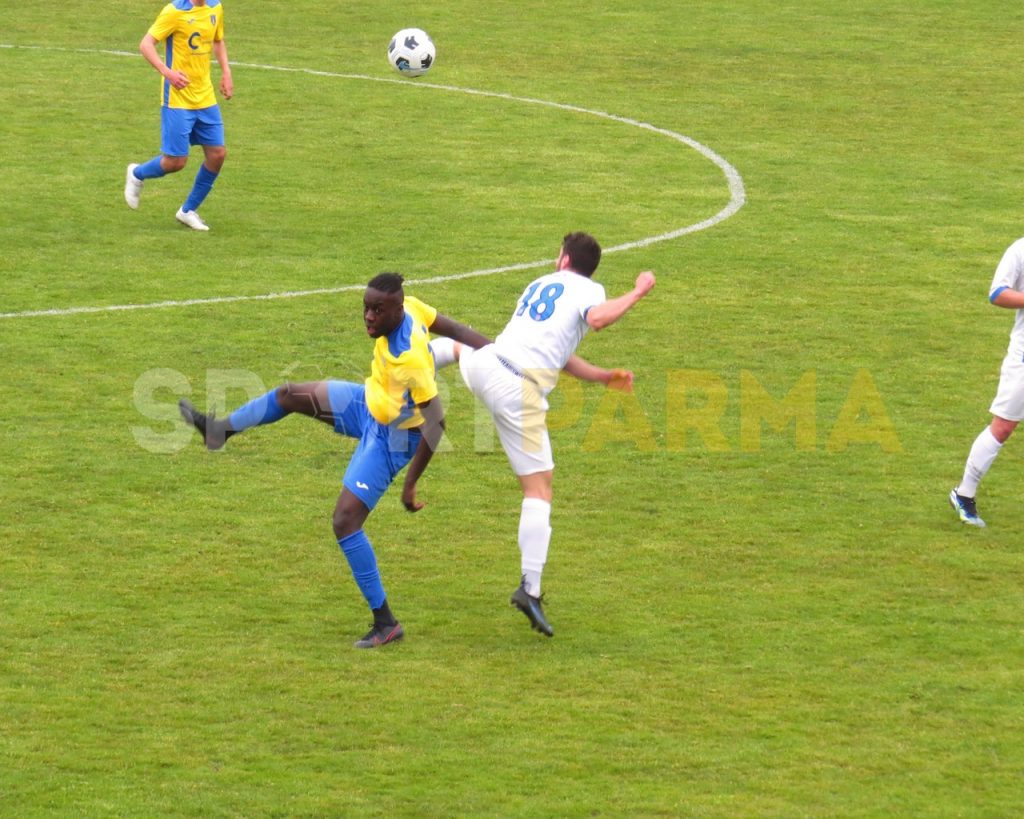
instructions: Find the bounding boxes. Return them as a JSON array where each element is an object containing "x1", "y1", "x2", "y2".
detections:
[{"x1": 388, "y1": 28, "x2": 436, "y2": 78}]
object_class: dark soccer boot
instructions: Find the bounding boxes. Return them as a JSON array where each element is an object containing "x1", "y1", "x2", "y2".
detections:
[
  {"x1": 178, "y1": 398, "x2": 235, "y2": 451},
  {"x1": 511, "y1": 581, "x2": 553, "y2": 637},
  {"x1": 948, "y1": 488, "x2": 986, "y2": 527},
  {"x1": 354, "y1": 622, "x2": 405, "y2": 649}
]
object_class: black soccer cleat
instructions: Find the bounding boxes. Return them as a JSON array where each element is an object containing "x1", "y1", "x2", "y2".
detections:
[
  {"x1": 948, "y1": 488, "x2": 986, "y2": 527},
  {"x1": 178, "y1": 398, "x2": 235, "y2": 451},
  {"x1": 511, "y1": 582, "x2": 553, "y2": 637},
  {"x1": 354, "y1": 621, "x2": 405, "y2": 649}
]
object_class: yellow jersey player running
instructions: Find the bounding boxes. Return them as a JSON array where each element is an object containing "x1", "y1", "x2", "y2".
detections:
[
  {"x1": 178, "y1": 274, "x2": 491, "y2": 648},
  {"x1": 124, "y1": 0, "x2": 233, "y2": 231}
]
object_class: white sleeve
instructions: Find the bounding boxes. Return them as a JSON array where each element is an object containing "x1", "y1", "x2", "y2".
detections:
[
  {"x1": 990, "y1": 239, "x2": 1024, "y2": 301},
  {"x1": 580, "y1": 281, "x2": 606, "y2": 320}
]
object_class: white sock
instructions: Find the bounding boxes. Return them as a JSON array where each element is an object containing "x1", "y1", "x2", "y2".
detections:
[
  {"x1": 431, "y1": 337, "x2": 460, "y2": 369},
  {"x1": 958, "y1": 426, "x2": 1003, "y2": 497},
  {"x1": 518, "y1": 497, "x2": 552, "y2": 597}
]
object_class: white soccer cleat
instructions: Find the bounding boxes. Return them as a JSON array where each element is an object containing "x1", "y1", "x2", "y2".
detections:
[
  {"x1": 124, "y1": 163, "x2": 143, "y2": 210},
  {"x1": 175, "y1": 207, "x2": 210, "y2": 231}
]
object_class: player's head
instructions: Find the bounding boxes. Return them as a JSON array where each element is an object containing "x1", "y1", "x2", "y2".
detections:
[
  {"x1": 557, "y1": 232, "x2": 602, "y2": 278},
  {"x1": 364, "y1": 272, "x2": 405, "y2": 338}
]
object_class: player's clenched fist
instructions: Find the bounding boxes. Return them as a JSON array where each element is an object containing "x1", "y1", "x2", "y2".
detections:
[{"x1": 635, "y1": 271, "x2": 656, "y2": 296}]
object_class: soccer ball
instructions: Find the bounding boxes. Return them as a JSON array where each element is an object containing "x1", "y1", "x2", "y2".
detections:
[{"x1": 387, "y1": 28, "x2": 436, "y2": 78}]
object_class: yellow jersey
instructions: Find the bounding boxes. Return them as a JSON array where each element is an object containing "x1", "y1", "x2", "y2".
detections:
[
  {"x1": 148, "y1": 0, "x2": 225, "y2": 109},
  {"x1": 365, "y1": 296, "x2": 439, "y2": 429}
]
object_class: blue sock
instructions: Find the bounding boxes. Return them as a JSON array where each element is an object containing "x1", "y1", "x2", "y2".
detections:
[
  {"x1": 182, "y1": 164, "x2": 219, "y2": 213},
  {"x1": 227, "y1": 389, "x2": 287, "y2": 431},
  {"x1": 338, "y1": 530, "x2": 386, "y2": 610},
  {"x1": 135, "y1": 155, "x2": 167, "y2": 180}
]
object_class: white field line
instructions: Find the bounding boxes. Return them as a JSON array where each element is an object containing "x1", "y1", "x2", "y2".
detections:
[{"x1": 0, "y1": 45, "x2": 746, "y2": 320}]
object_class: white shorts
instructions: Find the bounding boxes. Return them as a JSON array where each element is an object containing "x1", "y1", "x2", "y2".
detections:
[
  {"x1": 990, "y1": 347, "x2": 1024, "y2": 421},
  {"x1": 458, "y1": 345, "x2": 554, "y2": 476}
]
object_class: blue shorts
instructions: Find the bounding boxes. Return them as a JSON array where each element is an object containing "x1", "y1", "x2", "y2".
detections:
[
  {"x1": 161, "y1": 105, "x2": 225, "y2": 156},
  {"x1": 327, "y1": 381, "x2": 422, "y2": 510}
]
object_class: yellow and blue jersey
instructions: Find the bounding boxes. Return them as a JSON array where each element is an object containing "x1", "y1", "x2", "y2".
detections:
[
  {"x1": 148, "y1": 0, "x2": 225, "y2": 109},
  {"x1": 365, "y1": 296, "x2": 439, "y2": 429}
]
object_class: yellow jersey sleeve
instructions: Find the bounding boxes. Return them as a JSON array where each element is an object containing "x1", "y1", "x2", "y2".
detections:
[
  {"x1": 401, "y1": 296, "x2": 439, "y2": 405},
  {"x1": 364, "y1": 296, "x2": 440, "y2": 428},
  {"x1": 403, "y1": 296, "x2": 438, "y2": 328}
]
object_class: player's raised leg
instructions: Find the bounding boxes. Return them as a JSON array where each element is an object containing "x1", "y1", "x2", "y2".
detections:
[
  {"x1": 178, "y1": 381, "x2": 339, "y2": 450},
  {"x1": 430, "y1": 337, "x2": 463, "y2": 369},
  {"x1": 124, "y1": 156, "x2": 172, "y2": 209}
]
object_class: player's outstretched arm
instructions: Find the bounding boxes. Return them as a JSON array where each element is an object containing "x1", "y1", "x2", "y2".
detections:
[
  {"x1": 401, "y1": 398, "x2": 446, "y2": 512},
  {"x1": 585, "y1": 271, "x2": 656, "y2": 331},
  {"x1": 563, "y1": 355, "x2": 633, "y2": 391},
  {"x1": 430, "y1": 313, "x2": 491, "y2": 350}
]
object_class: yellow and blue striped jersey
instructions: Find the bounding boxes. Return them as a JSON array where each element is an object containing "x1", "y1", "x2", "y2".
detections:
[
  {"x1": 148, "y1": 0, "x2": 225, "y2": 109},
  {"x1": 365, "y1": 296, "x2": 439, "y2": 429}
]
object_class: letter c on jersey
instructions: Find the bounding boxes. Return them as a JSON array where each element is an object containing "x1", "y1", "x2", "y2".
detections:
[{"x1": 189, "y1": 32, "x2": 200, "y2": 50}]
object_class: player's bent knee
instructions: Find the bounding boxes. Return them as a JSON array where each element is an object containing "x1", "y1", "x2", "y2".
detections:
[
  {"x1": 205, "y1": 146, "x2": 226, "y2": 169},
  {"x1": 276, "y1": 382, "x2": 321, "y2": 414},
  {"x1": 991, "y1": 416, "x2": 1019, "y2": 443},
  {"x1": 275, "y1": 383, "x2": 299, "y2": 411},
  {"x1": 332, "y1": 508, "x2": 360, "y2": 539},
  {"x1": 333, "y1": 491, "x2": 369, "y2": 539}
]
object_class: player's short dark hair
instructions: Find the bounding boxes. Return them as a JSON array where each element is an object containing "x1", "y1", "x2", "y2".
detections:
[
  {"x1": 367, "y1": 272, "x2": 405, "y2": 294},
  {"x1": 561, "y1": 232, "x2": 602, "y2": 277}
]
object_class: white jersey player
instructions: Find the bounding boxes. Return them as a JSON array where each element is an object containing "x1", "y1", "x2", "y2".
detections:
[
  {"x1": 951, "y1": 237, "x2": 1024, "y2": 526},
  {"x1": 432, "y1": 232, "x2": 655, "y2": 636}
]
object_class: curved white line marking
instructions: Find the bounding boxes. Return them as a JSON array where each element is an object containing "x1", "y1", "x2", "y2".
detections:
[{"x1": 0, "y1": 45, "x2": 746, "y2": 319}]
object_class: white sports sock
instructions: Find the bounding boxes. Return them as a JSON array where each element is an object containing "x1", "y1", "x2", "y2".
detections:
[
  {"x1": 958, "y1": 426, "x2": 1003, "y2": 498},
  {"x1": 518, "y1": 497, "x2": 552, "y2": 597},
  {"x1": 431, "y1": 337, "x2": 459, "y2": 369}
]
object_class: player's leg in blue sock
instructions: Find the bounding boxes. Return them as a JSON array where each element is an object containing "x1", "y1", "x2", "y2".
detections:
[
  {"x1": 134, "y1": 155, "x2": 168, "y2": 180},
  {"x1": 182, "y1": 164, "x2": 219, "y2": 213},
  {"x1": 180, "y1": 383, "x2": 320, "y2": 450},
  {"x1": 332, "y1": 442, "x2": 404, "y2": 646},
  {"x1": 338, "y1": 530, "x2": 387, "y2": 610},
  {"x1": 227, "y1": 388, "x2": 288, "y2": 432}
]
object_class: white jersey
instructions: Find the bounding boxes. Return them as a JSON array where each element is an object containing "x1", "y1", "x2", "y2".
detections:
[
  {"x1": 990, "y1": 237, "x2": 1024, "y2": 354},
  {"x1": 492, "y1": 269, "x2": 606, "y2": 394}
]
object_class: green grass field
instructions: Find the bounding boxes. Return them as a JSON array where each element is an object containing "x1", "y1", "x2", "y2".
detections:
[{"x1": 3, "y1": 1, "x2": 1024, "y2": 815}]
